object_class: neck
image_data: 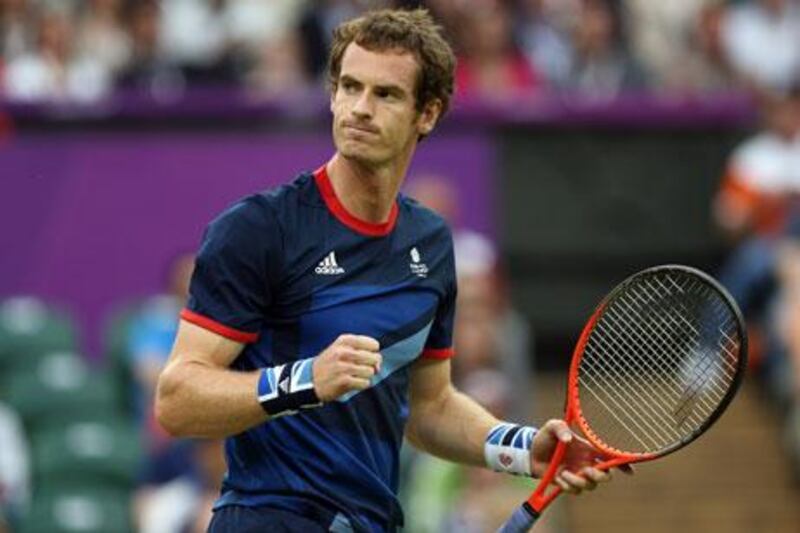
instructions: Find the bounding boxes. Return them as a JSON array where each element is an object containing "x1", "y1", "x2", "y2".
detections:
[{"x1": 326, "y1": 151, "x2": 412, "y2": 224}]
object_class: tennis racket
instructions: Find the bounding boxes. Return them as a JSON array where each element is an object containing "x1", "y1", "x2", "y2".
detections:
[{"x1": 498, "y1": 264, "x2": 747, "y2": 532}]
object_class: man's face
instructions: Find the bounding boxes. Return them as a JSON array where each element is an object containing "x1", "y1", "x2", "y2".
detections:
[{"x1": 331, "y1": 42, "x2": 439, "y2": 168}]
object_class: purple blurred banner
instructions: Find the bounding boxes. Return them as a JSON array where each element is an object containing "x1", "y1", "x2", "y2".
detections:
[
  {"x1": 0, "y1": 131, "x2": 495, "y2": 358},
  {"x1": 5, "y1": 88, "x2": 757, "y2": 129}
]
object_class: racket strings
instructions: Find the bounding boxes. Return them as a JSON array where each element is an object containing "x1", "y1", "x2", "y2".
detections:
[
  {"x1": 637, "y1": 277, "x2": 739, "y2": 398},
  {"x1": 601, "y1": 289, "x2": 731, "y2": 440},
  {"x1": 577, "y1": 271, "x2": 742, "y2": 456},
  {"x1": 628, "y1": 280, "x2": 736, "y2": 403}
]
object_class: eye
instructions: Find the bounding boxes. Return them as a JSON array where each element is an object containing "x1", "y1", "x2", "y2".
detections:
[
  {"x1": 341, "y1": 80, "x2": 358, "y2": 94},
  {"x1": 376, "y1": 88, "x2": 401, "y2": 101}
]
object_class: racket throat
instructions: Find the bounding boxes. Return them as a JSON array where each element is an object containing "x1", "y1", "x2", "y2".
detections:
[{"x1": 528, "y1": 440, "x2": 568, "y2": 513}]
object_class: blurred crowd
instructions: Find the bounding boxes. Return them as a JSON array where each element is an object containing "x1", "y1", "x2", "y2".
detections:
[
  {"x1": 2, "y1": 0, "x2": 800, "y2": 104},
  {"x1": 713, "y1": 84, "x2": 800, "y2": 484}
]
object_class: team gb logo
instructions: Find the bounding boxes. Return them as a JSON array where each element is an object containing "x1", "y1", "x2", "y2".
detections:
[{"x1": 410, "y1": 247, "x2": 428, "y2": 278}]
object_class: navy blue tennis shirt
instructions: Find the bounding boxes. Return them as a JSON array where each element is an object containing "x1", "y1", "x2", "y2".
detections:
[{"x1": 181, "y1": 166, "x2": 457, "y2": 531}]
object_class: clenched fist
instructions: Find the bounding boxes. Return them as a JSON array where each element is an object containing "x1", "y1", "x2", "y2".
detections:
[{"x1": 312, "y1": 334, "x2": 382, "y2": 402}]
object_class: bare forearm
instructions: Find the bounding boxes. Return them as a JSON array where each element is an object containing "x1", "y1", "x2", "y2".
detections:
[
  {"x1": 406, "y1": 385, "x2": 501, "y2": 466},
  {"x1": 156, "y1": 360, "x2": 267, "y2": 438}
]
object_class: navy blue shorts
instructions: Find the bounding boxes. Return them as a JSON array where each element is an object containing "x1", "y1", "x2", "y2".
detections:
[{"x1": 208, "y1": 505, "x2": 355, "y2": 533}]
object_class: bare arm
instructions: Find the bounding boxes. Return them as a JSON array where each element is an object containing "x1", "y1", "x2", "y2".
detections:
[
  {"x1": 156, "y1": 321, "x2": 384, "y2": 439},
  {"x1": 155, "y1": 320, "x2": 264, "y2": 438},
  {"x1": 405, "y1": 357, "x2": 500, "y2": 466},
  {"x1": 405, "y1": 357, "x2": 621, "y2": 493}
]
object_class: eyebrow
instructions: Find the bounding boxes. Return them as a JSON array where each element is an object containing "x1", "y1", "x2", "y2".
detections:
[{"x1": 339, "y1": 74, "x2": 408, "y2": 97}]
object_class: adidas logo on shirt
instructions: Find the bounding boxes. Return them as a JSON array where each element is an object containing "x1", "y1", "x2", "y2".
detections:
[{"x1": 315, "y1": 251, "x2": 345, "y2": 275}]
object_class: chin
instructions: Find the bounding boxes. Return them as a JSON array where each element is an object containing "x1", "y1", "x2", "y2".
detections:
[{"x1": 338, "y1": 142, "x2": 385, "y2": 166}]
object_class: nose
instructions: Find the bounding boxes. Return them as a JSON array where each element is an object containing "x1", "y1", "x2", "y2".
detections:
[{"x1": 351, "y1": 91, "x2": 373, "y2": 120}]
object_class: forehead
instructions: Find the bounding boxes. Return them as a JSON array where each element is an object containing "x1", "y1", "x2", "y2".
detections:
[{"x1": 339, "y1": 42, "x2": 419, "y2": 92}]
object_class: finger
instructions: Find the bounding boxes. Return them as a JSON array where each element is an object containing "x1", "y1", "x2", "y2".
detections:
[
  {"x1": 582, "y1": 467, "x2": 611, "y2": 484},
  {"x1": 561, "y1": 470, "x2": 595, "y2": 492},
  {"x1": 343, "y1": 362, "x2": 376, "y2": 380},
  {"x1": 554, "y1": 476, "x2": 577, "y2": 494},
  {"x1": 341, "y1": 349, "x2": 382, "y2": 371},
  {"x1": 343, "y1": 376, "x2": 371, "y2": 391},
  {"x1": 338, "y1": 334, "x2": 380, "y2": 352},
  {"x1": 543, "y1": 419, "x2": 573, "y2": 444},
  {"x1": 570, "y1": 432, "x2": 594, "y2": 448}
]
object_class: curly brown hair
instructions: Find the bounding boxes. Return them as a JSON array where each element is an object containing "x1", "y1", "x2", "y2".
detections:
[{"x1": 327, "y1": 8, "x2": 456, "y2": 117}]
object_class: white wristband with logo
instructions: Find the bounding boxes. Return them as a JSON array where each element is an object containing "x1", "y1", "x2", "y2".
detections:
[{"x1": 484, "y1": 422, "x2": 538, "y2": 476}]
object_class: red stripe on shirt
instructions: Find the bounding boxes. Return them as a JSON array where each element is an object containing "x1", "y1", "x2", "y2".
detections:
[
  {"x1": 180, "y1": 309, "x2": 259, "y2": 344},
  {"x1": 421, "y1": 347, "x2": 455, "y2": 359},
  {"x1": 314, "y1": 165, "x2": 399, "y2": 237}
]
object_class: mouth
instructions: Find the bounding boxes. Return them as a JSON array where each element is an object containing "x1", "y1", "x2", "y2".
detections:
[{"x1": 342, "y1": 122, "x2": 379, "y2": 136}]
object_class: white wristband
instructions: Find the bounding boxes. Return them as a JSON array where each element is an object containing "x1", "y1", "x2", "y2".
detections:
[{"x1": 485, "y1": 422, "x2": 537, "y2": 476}]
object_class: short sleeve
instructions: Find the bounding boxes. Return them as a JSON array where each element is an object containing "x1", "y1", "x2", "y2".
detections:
[
  {"x1": 182, "y1": 196, "x2": 281, "y2": 343},
  {"x1": 422, "y1": 235, "x2": 456, "y2": 360}
]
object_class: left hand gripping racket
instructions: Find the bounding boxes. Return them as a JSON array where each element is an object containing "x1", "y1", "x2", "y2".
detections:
[{"x1": 498, "y1": 265, "x2": 747, "y2": 532}]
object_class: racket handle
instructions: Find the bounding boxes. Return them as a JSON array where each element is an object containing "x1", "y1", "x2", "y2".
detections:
[{"x1": 497, "y1": 502, "x2": 539, "y2": 533}]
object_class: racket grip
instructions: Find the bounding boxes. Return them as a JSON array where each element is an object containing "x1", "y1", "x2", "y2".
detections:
[{"x1": 496, "y1": 502, "x2": 538, "y2": 533}]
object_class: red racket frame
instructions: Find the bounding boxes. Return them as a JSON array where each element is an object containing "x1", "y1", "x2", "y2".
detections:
[
  {"x1": 527, "y1": 304, "x2": 656, "y2": 513},
  {"x1": 526, "y1": 265, "x2": 747, "y2": 515}
]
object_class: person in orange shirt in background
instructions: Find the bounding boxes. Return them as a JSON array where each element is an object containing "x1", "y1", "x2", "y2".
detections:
[{"x1": 714, "y1": 83, "x2": 800, "y2": 429}]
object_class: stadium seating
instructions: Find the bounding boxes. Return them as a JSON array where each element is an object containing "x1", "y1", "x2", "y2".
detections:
[
  {"x1": 1, "y1": 351, "x2": 119, "y2": 431},
  {"x1": 20, "y1": 487, "x2": 132, "y2": 533},
  {"x1": 102, "y1": 302, "x2": 141, "y2": 417},
  {"x1": 0, "y1": 297, "x2": 79, "y2": 374},
  {"x1": 30, "y1": 416, "x2": 141, "y2": 492}
]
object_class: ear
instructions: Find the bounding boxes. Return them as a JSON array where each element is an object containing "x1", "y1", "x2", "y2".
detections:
[
  {"x1": 330, "y1": 87, "x2": 336, "y2": 114},
  {"x1": 417, "y1": 98, "x2": 443, "y2": 137}
]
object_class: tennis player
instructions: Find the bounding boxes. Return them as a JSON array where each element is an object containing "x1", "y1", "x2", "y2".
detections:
[{"x1": 156, "y1": 8, "x2": 615, "y2": 532}]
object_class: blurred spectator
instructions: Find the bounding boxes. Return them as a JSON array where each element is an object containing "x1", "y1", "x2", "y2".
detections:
[
  {"x1": 405, "y1": 173, "x2": 458, "y2": 225},
  {"x1": 133, "y1": 439, "x2": 225, "y2": 533},
  {"x1": 127, "y1": 252, "x2": 203, "y2": 531},
  {"x1": 625, "y1": 0, "x2": 734, "y2": 92},
  {"x1": 561, "y1": 0, "x2": 647, "y2": 96},
  {"x1": 224, "y1": 0, "x2": 307, "y2": 55},
  {"x1": 3, "y1": 5, "x2": 112, "y2": 103},
  {"x1": 158, "y1": 0, "x2": 247, "y2": 85},
  {"x1": 127, "y1": 252, "x2": 194, "y2": 440},
  {"x1": 422, "y1": 0, "x2": 466, "y2": 52},
  {"x1": 117, "y1": 0, "x2": 185, "y2": 99},
  {"x1": 2, "y1": 0, "x2": 799, "y2": 103},
  {"x1": 245, "y1": 30, "x2": 311, "y2": 99},
  {"x1": 299, "y1": 0, "x2": 384, "y2": 81},
  {"x1": 0, "y1": 0, "x2": 33, "y2": 61},
  {"x1": 678, "y1": 1, "x2": 735, "y2": 92},
  {"x1": 74, "y1": 0, "x2": 131, "y2": 77},
  {"x1": 516, "y1": 0, "x2": 574, "y2": 88},
  {"x1": 714, "y1": 86, "x2": 800, "y2": 407},
  {"x1": 159, "y1": 0, "x2": 227, "y2": 71},
  {"x1": 0, "y1": 402, "x2": 29, "y2": 532},
  {"x1": 454, "y1": 0, "x2": 544, "y2": 101},
  {"x1": 721, "y1": 0, "x2": 800, "y2": 92},
  {"x1": 715, "y1": 88, "x2": 800, "y2": 241},
  {"x1": 453, "y1": 231, "x2": 534, "y2": 422}
]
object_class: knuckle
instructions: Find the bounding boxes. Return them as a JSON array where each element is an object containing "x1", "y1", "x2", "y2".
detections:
[{"x1": 336, "y1": 334, "x2": 353, "y2": 346}]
